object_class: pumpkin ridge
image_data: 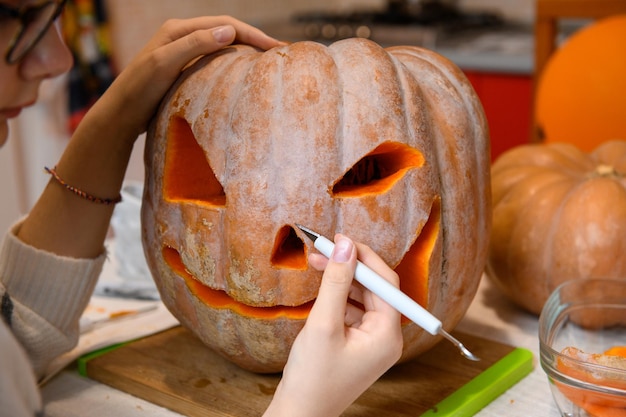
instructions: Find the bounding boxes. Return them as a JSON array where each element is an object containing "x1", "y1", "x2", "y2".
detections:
[
  {"x1": 520, "y1": 176, "x2": 579, "y2": 294},
  {"x1": 494, "y1": 173, "x2": 575, "y2": 310},
  {"x1": 390, "y1": 45, "x2": 491, "y2": 279},
  {"x1": 550, "y1": 145, "x2": 597, "y2": 177},
  {"x1": 329, "y1": 39, "x2": 409, "y2": 172},
  {"x1": 538, "y1": 178, "x2": 581, "y2": 297},
  {"x1": 389, "y1": 45, "x2": 489, "y2": 180}
]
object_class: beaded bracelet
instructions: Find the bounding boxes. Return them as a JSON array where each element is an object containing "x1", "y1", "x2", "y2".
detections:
[{"x1": 44, "y1": 166, "x2": 122, "y2": 205}]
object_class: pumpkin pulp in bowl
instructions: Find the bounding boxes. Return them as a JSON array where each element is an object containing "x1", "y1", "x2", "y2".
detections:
[{"x1": 539, "y1": 279, "x2": 626, "y2": 416}]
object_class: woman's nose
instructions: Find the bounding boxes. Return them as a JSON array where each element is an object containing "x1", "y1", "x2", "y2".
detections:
[{"x1": 20, "y1": 22, "x2": 73, "y2": 80}]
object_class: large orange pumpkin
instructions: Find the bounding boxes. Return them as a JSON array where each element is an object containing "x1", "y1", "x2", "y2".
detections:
[
  {"x1": 535, "y1": 15, "x2": 626, "y2": 152},
  {"x1": 142, "y1": 38, "x2": 491, "y2": 372},
  {"x1": 487, "y1": 140, "x2": 626, "y2": 315}
]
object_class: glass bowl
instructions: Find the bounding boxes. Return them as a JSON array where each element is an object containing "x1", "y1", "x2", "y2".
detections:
[{"x1": 539, "y1": 279, "x2": 626, "y2": 417}]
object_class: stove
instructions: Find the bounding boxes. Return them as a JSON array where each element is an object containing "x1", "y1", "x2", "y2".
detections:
[{"x1": 263, "y1": 0, "x2": 505, "y2": 48}]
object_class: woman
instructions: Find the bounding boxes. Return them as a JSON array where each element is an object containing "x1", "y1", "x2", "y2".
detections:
[{"x1": 0, "y1": 1, "x2": 403, "y2": 416}]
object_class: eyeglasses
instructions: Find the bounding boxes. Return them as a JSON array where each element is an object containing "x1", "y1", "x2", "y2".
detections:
[{"x1": 1, "y1": 0, "x2": 67, "y2": 65}]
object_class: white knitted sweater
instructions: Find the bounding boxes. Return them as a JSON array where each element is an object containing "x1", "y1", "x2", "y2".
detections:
[{"x1": 0, "y1": 220, "x2": 105, "y2": 416}]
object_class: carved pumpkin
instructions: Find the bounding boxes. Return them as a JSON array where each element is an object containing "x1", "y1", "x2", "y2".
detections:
[
  {"x1": 142, "y1": 38, "x2": 490, "y2": 372},
  {"x1": 487, "y1": 140, "x2": 626, "y2": 315}
]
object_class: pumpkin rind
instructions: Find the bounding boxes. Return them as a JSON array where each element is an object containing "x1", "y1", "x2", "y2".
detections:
[
  {"x1": 488, "y1": 140, "x2": 626, "y2": 315},
  {"x1": 142, "y1": 38, "x2": 490, "y2": 372}
]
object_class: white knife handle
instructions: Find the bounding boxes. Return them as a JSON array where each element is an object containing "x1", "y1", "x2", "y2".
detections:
[{"x1": 313, "y1": 235, "x2": 442, "y2": 335}]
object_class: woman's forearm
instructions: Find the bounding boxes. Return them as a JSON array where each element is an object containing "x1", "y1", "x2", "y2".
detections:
[
  {"x1": 16, "y1": 16, "x2": 284, "y2": 260},
  {"x1": 17, "y1": 98, "x2": 136, "y2": 259}
]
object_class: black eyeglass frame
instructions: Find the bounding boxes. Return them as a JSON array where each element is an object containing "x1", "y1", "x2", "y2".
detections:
[{"x1": 1, "y1": 0, "x2": 67, "y2": 65}]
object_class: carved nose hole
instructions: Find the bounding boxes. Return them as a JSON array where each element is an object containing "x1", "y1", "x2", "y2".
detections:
[
  {"x1": 163, "y1": 115, "x2": 226, "y2": 206},
  {"x1": 331, "y1": 141, "x2": 424, "y2": 197},
  {"x1": 271, "y1": 225, "x2": 307, "y2": 270}
]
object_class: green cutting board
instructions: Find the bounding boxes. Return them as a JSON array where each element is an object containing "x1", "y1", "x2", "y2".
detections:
[{"x1": 78, "y1": 326, "x2": 533, "y2": 417}]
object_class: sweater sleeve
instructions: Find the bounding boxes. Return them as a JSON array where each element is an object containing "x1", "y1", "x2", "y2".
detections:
[{"x1": 0, "y1": 219, "x2": 106, "y2": 379}]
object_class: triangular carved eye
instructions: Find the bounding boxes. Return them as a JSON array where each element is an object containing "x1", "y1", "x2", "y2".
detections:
[
  {"x1": 331, "y1": 142, "x2": 424, "y2": 197},
  {"x1": 163, "y1": 116, "x2": 226, "y2": 206}
]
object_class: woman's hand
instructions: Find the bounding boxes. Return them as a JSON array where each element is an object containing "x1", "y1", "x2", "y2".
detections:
[
  {"x1": 90, "y1": 15, "x2": 284, "y2": 142},
  {"x1": 19, "y1": 16, "x2": 283, "y2": 258},
  {"x1": 264, "y1": 234, "x2": 403, "y2": 417}
]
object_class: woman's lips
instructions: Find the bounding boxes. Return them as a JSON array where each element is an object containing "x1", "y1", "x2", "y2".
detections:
[
  {"x1": 1, "y1": 107, "x2": 23, "y2": 118},
  {"x1": 1, "y1": 101, "x2": 34, "y2": 119}
]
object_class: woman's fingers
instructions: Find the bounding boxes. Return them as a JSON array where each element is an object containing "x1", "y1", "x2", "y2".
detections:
[
  {"x1": 147, "y1": 16, "x2": 282, "y2": 53},
  {"x1": 353, "y1": 241, "x2": 400, "y2": 313},
  {"x1": 348, "y1": 283, "x2": 365, "y2": 305},
  {"x1": 102, "y1": 15, "x2": 284, "y2": 139},
  {"x1": 354, "y1": 241, "x2": 400, "y2": 287},
  {"x1": 306, "y1": 235, "x2": 357, "y2": 331},
  {"x1": 344, "y1": 303, "x2": 365, "y2": 327},
  {"x1": 308, "y1": 252, "x2": 329, "y2": 271},
  {"x1": 306, "y1": 234, "x2": 401, "y2": 337},
  {"x1": 307, "y1": 238, "x2": 400, "y2": 316}
]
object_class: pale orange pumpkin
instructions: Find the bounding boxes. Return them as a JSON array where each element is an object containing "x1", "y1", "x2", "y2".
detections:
[
  {"x1": 487, "y1": 140, "x2": 626, "y2": 315},
  {"x1": 142, "y1": 38, "x2": 490, "y2": 372}
]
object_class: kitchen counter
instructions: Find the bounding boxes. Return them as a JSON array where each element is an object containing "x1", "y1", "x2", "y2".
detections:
[
  {"x1": 434, "y1": 27, "x2": 534, "y2": 74},
  {"x1": 41, "y1": 250, "x2": 561, "y2": 417}
]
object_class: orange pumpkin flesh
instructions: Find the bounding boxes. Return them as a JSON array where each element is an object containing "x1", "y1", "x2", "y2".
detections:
[
  {"x1": 164, "y1": 116, "x2": 225, "y2": 206},
  {"x1": 142, "y1": 39, "x2": 490, "y2": 372},
  {"x1": 606, "y1": 347, "x2": 626, "y2": 357},
  {"x1": 331, "y1": 141, "x2": 425, "y2": 197},
  {"x1": 555, "y1": 347, "x2": 626, "y2": 417},
  {"x1": 270, "y1": 225, "x2": 308, "y2": 270}
]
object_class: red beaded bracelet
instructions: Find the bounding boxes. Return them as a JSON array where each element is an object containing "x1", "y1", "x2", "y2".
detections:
[{"x1": 44, "y1": 166, "x2": 122, "y2": 205}]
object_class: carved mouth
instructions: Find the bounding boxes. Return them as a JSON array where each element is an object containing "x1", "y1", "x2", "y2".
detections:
[
  {"x1": 161, "y1": 199, "x2": 439, "y2": 323},
  {"x1": 163, "y1": 247, "x2": 313, "y2": 319}
]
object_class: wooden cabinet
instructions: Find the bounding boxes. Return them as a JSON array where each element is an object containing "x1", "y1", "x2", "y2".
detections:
[{"x1": 464, "y1": 70, "x2": 533, "y2": 162}]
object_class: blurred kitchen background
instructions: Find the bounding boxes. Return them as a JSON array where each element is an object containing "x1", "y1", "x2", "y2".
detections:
[{"x1": 1, "y1": 0, "x2": 582, "y2": 233}]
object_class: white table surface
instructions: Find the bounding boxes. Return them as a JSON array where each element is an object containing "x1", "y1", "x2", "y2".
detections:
[{"x1": 41, "y1": 254, "x2": 561, "y2": 417}]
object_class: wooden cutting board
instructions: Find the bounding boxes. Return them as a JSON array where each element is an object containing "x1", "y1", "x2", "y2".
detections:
[{"x1": 78, "y1": 326, "x2": 533, "y2": 417}]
